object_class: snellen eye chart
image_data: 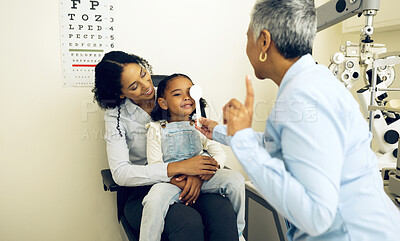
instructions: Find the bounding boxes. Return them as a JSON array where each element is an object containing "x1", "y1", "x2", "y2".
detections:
[{"x1": 59, "y1": 0, "x2": 115, "y2": 87}]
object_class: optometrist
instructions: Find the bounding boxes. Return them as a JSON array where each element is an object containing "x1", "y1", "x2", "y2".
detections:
[{"x1": 197, "y1": 0, "x2": 400, "y2": 240}]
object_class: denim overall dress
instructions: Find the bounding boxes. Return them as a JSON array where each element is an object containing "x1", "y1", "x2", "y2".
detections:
[
  {"x1": 160, "y1": 120, "x2": 202, "y2": 163},
  {"x1": 140, "y1": 120, "x2": 246, "y2": 241}
]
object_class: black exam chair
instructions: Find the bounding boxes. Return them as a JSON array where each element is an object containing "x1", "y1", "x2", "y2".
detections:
[{"x1": 101, "y1": 75, "x2": 166, "y2": 241}]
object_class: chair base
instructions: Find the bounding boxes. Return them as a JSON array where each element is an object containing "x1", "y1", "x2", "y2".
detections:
[
  {"x1": 119, "y1": 221, "x2": 130, "y2": 241},
  {"x1": 120, "y1": 216, "x2": 139, "y2": 241}
]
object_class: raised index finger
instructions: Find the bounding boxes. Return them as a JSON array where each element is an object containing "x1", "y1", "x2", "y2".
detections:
[{"x1": 244, "y1": 75, "x2": 254, "y2": 112}]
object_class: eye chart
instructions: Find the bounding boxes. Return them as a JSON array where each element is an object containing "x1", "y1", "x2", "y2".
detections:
[{"x1": 60, "y1": 0, "x2": 115, "y2": 87}]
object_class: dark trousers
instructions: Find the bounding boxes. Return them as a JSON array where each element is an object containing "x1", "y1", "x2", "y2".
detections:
[{"x1": 124, "y1": 186, "x2": 239, "y2": 241}]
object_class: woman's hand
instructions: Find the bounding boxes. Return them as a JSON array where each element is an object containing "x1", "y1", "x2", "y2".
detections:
[
  {"x1": 171, "y1": 175, "x2": 203, "y2": 205},
  {"x1": 195, "y1": 118, "x2": 219, "y2": 140},
  {"x1": 223, "y1": 76, "x2": 254, "y2": 136},
  {"x1": 199, "y1": 174, "x2": 214, "y2": 181},
  {"x1": 167, "y1": 155, "x2": 219, "y2": 177}
]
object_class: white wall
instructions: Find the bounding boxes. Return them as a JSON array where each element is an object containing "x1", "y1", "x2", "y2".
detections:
[
  {"x1": 0, "y1": 1, "x2": 118, "y2": 240},
  {"x1": 113, "y1": 0, "x2": 261, "y2": 175},
  {"x1": 0, "y1": 0, "x2": 257, "y2": 240}
]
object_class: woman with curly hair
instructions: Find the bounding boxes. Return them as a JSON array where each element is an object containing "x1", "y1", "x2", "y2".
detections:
[{"x1": 92, "y1": 51, "x2": 240, "y2": 241}]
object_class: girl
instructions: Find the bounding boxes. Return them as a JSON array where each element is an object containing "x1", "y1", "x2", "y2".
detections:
[{"x1": 140, "y1": 74, "x2": 246, "y2": 241}]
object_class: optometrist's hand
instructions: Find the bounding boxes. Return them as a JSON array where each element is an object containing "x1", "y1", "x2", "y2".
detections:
[
  {"x1": 172, "y1": 175, "x2": 203, "y2": 205},
  {"x1": 223, "y1": 76, "x2": 254, "y2": 136},
  {"x1": 195, "y1": 118, "x2": 219, "y2": 140}
]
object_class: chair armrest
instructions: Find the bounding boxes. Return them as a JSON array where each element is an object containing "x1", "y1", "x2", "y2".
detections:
[{"x1": 101, "y1": 169, "x2": 121, "y2": 192}]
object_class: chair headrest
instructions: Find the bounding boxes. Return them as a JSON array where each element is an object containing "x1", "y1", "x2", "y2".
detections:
[{"x1": 151, "y1": 75, "x2": 168, "y2": 87}]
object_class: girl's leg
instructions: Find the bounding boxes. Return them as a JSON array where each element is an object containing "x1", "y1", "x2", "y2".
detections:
[
  {"x1": 200, "y1": 169, "x2": 246, "y2": 237},
  {"x1": 193, "y1": 193, "x2": 239, "y2": 241},
  {"x1": 140, "y1": 183, "x2": 182, "y2": 241}
]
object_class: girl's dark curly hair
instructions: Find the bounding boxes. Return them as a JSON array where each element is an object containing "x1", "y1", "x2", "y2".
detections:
[
  {"x1": 92, "y1": 51, "x2": 153, "y2": 109},
  {"x1": 151, "y1": 73, "x2": 207, "y2": 122}
]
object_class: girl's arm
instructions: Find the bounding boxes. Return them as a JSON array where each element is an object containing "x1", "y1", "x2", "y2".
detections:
[
  {"x1": 105, "y1": 111, "x2": 218, "y2": 186},
  {"x1": 199, "y1": 131, "x2": 227, "y2": 168},
  {"x1": 146, "y1": 122, "x2": 206, "y2": 204},
  {"x1": 196, "y1": 118, "x2": 265, "y2": 147},
  {"x1": 146, "y1": 122, "x2": 164, "y2": 165},
  {"x1": 146, "y1": 122, "x2": 219, "y2": 178}
]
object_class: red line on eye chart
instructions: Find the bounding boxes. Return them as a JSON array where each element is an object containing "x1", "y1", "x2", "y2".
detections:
[{"x1": 72, "y1": 64, "x2": 97, "y2": 67}]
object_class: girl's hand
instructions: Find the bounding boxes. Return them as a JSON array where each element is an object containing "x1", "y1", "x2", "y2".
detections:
[
  {"x1": 170, "y1": 176, "x2": 187, "y2": 190},
  {"x1": 179, "y1": 175, "x2": 203, "y2": 205},
  {"x1": 174, "y1": 174, "x2": 187, "y2": 182},
  {"x1": 195, "y1": 117, "x2": 219, "y2": 140}
]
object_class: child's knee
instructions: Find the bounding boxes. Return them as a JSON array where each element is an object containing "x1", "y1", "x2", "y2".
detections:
[
  {"x1": 230, "y1": 171, "x2": 245, "y2": 190},
  {"x1": 220, "y1": 169, "x2": 245, "y2": 190},
  {"x1": 143, "y1": 183, "x2": 180, "y2": 206}
]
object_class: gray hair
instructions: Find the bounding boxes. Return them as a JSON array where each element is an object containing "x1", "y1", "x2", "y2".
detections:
[{"x1": 250, "y1": 0, "x2": 317, "y2": 59}]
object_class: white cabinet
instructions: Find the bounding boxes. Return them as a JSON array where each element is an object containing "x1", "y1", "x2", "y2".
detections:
[{"x1": 343, "y1": 0, "x2": 400, "y2": 33}]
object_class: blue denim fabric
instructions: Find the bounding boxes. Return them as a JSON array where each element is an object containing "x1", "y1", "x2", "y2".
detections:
[
  {"x1": 140, "y1": 169, "x2": 245, "y2": 241},
  {"x1": 140, "y1": 121, "x2": 246, "y2": 241},
  {"x1": 160, "y1": 121, "x2": 202, "y2": 163}
]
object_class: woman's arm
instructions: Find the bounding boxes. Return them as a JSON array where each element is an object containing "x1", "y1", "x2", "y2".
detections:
[
  {"x1": 146, "y1": 122, "x2": 219, "y2": 177},
  {"x1": 105, "y1": 109, "x2": 219, "y2": 187},
  {"x1": 229, "y1": 89, "x2": 344, "y2": 236},
  {"x1": 166, "y1": 156, "x2": 219, "y2": 177},
  {"x1": 105, "y1": 111, "x2": 170, "y2": 186},
  {"x1": 146, "y1": 122, "x2": 207, "y2": 204}
]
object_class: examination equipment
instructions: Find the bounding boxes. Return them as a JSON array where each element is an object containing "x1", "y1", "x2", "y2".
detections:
[
  {"x1": 317, "y1": 0, "x2": 400, "y2": 202},
  {"x1": 190, "y1": 85, "x2": 203, "y2": 127},
  {"x1": 317, "y1": 0, "x2": 397, "y2": 167}
]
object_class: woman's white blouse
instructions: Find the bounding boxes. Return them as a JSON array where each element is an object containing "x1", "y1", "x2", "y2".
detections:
[{"x1": 104, "y1": 98, "x2": 170, "y2": 186}]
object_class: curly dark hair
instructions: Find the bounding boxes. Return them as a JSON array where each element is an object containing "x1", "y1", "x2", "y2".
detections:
[
  {"x1": 92, "y1": 51, "x2": 153, "y2": 110},
  {"x1": 151, "y1": 73, "x2": 207, "y2": 121}
]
